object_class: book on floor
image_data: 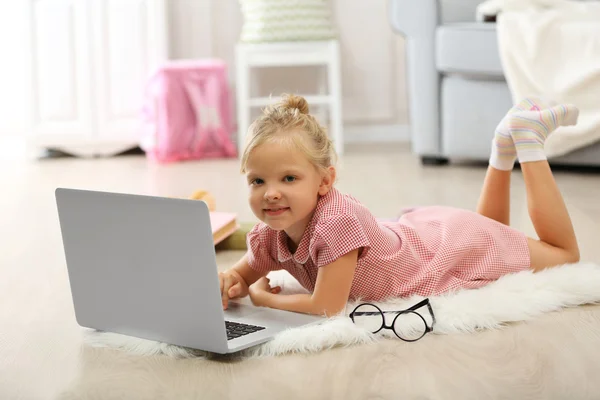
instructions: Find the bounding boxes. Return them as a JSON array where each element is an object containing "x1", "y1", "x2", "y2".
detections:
[{"x1": 210, "y1": 212, "x2": 239, "y2": 246}]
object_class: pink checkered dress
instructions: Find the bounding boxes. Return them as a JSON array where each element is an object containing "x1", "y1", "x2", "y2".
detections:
[{"x1": 246, "y1": 188, "x2": 530, "y2": 301}]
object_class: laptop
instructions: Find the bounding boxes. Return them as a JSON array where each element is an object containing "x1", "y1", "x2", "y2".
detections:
[{"x1": 55, "y1": 188, "x2": 324, "y2": 354}]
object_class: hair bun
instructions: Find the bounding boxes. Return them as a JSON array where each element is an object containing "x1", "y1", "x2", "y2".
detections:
[{"x1": 281, "y1": 94, "x2": 309, "y2": 115}]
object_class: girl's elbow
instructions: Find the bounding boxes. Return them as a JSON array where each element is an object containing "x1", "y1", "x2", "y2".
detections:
[
  {"x1": 327, "y1": 305, "x2": 347, "y2": 317},
  {"x1": 312, "y1": 299, "x2": 347, "y2": 317}
]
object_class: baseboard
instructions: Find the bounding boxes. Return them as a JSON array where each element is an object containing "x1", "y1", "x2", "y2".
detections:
[
  {"x1": 343, "y1": 124, "x2": 410, "y2": 144},
  {"x1": 1, "y1": 124, "x2": 412, "y2": 161}
]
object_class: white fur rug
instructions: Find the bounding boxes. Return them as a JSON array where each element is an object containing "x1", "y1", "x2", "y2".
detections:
[{"x1": 84, "y1": 262, "x2": 600, "y2": 359}]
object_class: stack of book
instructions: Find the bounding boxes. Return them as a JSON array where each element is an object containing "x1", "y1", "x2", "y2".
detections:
[
  {"x1": 209, "y1": 211, "x2": 239, "y2": 246},
  {"x1": 189, "y1": 190, "x2": 251, "y2": 250}
]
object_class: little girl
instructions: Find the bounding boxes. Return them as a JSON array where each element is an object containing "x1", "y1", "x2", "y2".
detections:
[{"x1": 219, "y1": 94, "x2": 581, "y2": 316}]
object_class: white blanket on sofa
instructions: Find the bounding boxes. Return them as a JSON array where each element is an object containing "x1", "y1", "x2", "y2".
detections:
[{"x1": 478, "y1": 0, "x2": 600, "y2": 158}]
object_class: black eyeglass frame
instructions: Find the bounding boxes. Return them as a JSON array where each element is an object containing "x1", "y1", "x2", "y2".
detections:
[{"x1": 349, "y1": 298, "x2": 436, "y2": 342}]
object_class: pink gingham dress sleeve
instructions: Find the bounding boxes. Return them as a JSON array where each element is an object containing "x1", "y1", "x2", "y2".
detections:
[
  {"x1": 309, "y1": 213, "x2": 371, "y2": 267},
  {"x1": 246, "y1": 223, "x2": 281, "y2": 273}
]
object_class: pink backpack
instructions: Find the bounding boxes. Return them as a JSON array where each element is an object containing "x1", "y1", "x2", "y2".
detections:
[{"x1": 140, "y1": 60, "x2": 237, "y2": 163}]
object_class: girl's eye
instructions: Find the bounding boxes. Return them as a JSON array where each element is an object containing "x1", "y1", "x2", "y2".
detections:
[
  {"x1": 284, "y1": 176, "x2": 296, "y2": 183},
  {"x1": 251, "y1": 178, "x2": 264, "y2": 185}
]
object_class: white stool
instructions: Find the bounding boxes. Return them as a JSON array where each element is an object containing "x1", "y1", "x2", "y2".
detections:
[{"x1": 235, "y1": 40, "x2": 343, "y2": 155}]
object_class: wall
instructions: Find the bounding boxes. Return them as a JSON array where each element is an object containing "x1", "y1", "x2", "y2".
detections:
[
  {"x1": 168, "y1": 0, "x2": 409, "y2": 142},
  {"x1": 0, "y1": 0, "x2": 409, "y2": 143},
  {"x1": 0, "y1": 4, "x2": 30, "y2": 137}
]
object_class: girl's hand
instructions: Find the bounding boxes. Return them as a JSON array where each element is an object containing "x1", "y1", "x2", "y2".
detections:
[
  {"x1": 219, "y1": 270, "x2": 249, "y2": 310},
  {"x1": 249, "y1": 277, "x2": 281, "y2": 306}
]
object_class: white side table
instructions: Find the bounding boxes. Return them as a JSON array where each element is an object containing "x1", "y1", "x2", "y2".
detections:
[{"x1": 235, "y1": 40, "x2": 343, "y2": 155}]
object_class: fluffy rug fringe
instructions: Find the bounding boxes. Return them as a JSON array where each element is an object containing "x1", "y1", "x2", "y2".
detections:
[{"x1": 84, "y1": 262, "x2": 600, "y2": 358}]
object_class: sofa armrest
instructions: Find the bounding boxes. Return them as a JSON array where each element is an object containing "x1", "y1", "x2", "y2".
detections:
[
  {"x1": 389, "y1": 0, "x2": 442, "y2": 157},
  {"x1": 389, "y1": 0, "x2": 439, "y2": 38}
]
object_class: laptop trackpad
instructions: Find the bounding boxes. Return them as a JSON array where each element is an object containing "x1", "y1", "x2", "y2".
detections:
[
  {"x1": 224, "y1": 300, "x2": 325, "y2": 329},
  {"x1": 223, "y1": 301, "x2": 262, "y2": 318}
]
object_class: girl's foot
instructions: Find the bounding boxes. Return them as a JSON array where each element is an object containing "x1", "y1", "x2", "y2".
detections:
[
  {"x1": 490, "y1": 97, "x2": 556, "y2": 171},
  {"x1": 507, "y1": 103, "x2": 579, "y2": 164}
]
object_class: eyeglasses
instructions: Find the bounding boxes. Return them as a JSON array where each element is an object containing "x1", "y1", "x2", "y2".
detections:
[{"x1": 349, "y1": 298, "x2": 436, "y2": 342}]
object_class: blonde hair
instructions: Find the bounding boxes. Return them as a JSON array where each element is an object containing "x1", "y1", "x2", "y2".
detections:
[{"x1": 240, "y1": 94, "x2": 337, "y2": 174}]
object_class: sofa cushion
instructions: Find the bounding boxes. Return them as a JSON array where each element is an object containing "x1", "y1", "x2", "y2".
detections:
[
  {"x1": 441, "y1": 76, "x2": 513, "y2": 159},
  {"x1": 436, "y1": 23, "x2": 504, "y2": 77}
]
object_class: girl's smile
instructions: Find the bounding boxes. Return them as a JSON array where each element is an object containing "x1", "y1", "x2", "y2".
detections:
[{"x1": 264, "y1": 207, "x2": 290, "y2": 216}]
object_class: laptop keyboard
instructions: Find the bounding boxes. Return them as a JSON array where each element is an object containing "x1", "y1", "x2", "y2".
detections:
[{"x1": 225, "y1": 321, "x2": 266, "y2": 341}]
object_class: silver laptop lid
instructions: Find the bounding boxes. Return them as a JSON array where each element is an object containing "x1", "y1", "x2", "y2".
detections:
[{"x1": 55, "y1": 188, "x2": 229, "y2": 354}]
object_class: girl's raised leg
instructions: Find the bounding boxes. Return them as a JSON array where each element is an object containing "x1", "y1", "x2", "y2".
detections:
[
  {"x1": 506, "y1": 103, "x2": 580, "y2": 271},
  {"x1": 476, "y1": 98, "x2": 545, "y2": 225},
  {"x1": 476, "y1": 167, "x2": 512, "y2": 225}
]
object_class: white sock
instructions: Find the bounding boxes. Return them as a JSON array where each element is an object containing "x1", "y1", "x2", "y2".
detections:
[
  {"x1": 489, "y1": 97, "x2": 552, "y2": 171},
  {"x1": 507, "y1": 104, "x2": 579, "y2": 164}
]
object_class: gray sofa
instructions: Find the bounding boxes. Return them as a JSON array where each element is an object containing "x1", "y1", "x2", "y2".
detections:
[{"x1": 389, "y1": 0, "x2": 600, "y2": 166}]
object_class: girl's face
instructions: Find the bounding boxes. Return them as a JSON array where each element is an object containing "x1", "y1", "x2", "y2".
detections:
[{"x1": 245, "y1": 140, "x2": 334, "y2": 245}]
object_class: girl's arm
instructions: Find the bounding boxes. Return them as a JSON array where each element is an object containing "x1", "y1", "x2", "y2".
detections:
[
  {"x1": 220, "y1": 254, "x2": 269, "y2": 309},
  {"x1": 232, "y1": 253, "x2": 269, "y2": 287},
  {"x1": 249, "y1": 249, "x2": 359, "y2": 316}
]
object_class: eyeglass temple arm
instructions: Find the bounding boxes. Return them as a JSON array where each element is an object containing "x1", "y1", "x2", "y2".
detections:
[
  {"x1": 385, "y1": 298, "x2": 436, "y2": 328},
  {"x1": 352, "y1": 299, "x2": 431, "y2": 316},
  {"x1": 376, "y1": 299, "x2": 430, "y2": 314},
  {"x1": 405, "y1": 298, "x2": 430, "y2": 312}
]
